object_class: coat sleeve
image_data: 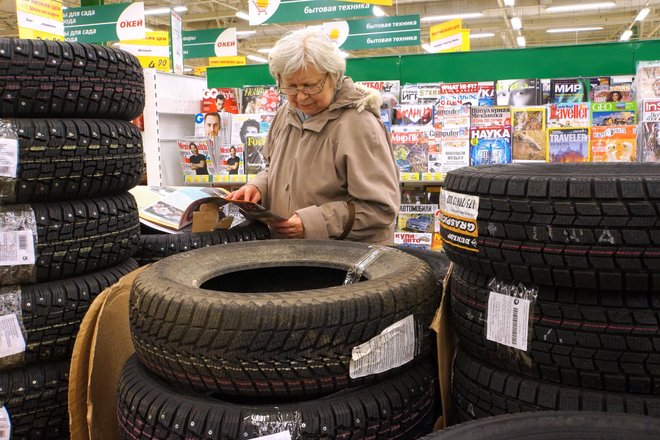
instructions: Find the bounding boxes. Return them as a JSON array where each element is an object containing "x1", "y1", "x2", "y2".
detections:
[{"x1": 296, "y1": 111, "x2": 400, "y2": 242}]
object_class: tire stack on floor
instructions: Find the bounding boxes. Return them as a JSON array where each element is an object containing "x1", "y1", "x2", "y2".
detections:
[
  {"x1": 119, "y1": 239, "x2": 441, "y2": 439},
  {"x1": 0, "y1": 38, "x2": 145, "y2": 438},
  {"x1": 440, "y1": 163, "x2": 660, "y2": 421}
]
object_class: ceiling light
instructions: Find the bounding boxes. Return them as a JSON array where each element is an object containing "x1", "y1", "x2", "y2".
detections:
[
  {"x1": 546, "y1": 26, "x2": 604, "y2": 33},
  {"x1": 257, "y1": 48, "x2": 272, "y2": 53},
  {"x1": 470, "y1": 32, "x2": 495, "y2": 39},
  {"x1": 516, "y1": 35, "x2": 526, "y2": 47},
  {"x1": 247, "y1": 54, "x2": 268, "y2": 63},
  {"x1": 635, "y1": 7, "x2": 650, "y2": 21},
  {"x1": 510, "y1": 16, "x2": 522, "y2": 30},
  {"x1": 422, "y1": 43, "x2": 434, "y2": 53},
  {"x1": 144, "y1": 7, "x2": 171, "y2": 16},
  {"x1": 420, "y1": 13, "x2": 483, "y2": 22},
  {"x1": 173, "y1": 6, "x2": 187, "y2": 13},
  {"x1": 503, "y1": 0, "x2": 515, "y2": 6},
  {"x1": 620, "y1": 29, "x2": 633, "y2": 41},
  {"x1": 236, "y1": 30, "x2": 257, "y2": 36},
  {"x1": 373, "y1": 6, "x2": 386, "y2": 17},
  {"x1": 236, "y1": 11, "x2": 250, "y2": 21},
  {"x1": 544, "y1": 2, "x2": 615, "y2": 13}
]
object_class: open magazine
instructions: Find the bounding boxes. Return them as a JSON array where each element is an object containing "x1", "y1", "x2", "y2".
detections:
[{"x1": 129, "y1": 186, "x2": 285, "y2": 232}]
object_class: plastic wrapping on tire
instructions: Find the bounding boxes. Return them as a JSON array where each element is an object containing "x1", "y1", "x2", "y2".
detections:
[
  {"x1": 344, "y1": 245, "x2": 390, "y2": 284},
  {"x1": 0, "y1": 205, "x2": 37, "y2": 285},
  {"x1": 483, "y1": 277, "x2": 538, "y2": 365},
  {"x1": 241, "y1": 412, "x2": 302, "y2": 439},
  {"x1": 0, "y1": 120, "x2": 18, "y2": 204},
  {"x1": 0, "y1": 286, "x2": 25, "y2": 369}
]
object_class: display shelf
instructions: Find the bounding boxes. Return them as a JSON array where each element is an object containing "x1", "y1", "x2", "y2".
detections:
[
  {"x1": 143, "y1": 68, "x2": 207, "y2": 187},
  {"x1": 183, "y1": 174, "x2": 248, "y2": 184}
]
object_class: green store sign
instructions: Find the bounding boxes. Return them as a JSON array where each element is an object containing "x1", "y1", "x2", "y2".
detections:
[
  {"x1": 64, "y1": 2, "x2": 145, "y2": 44},
  {"x1": 249, "y1": 0, "x2": 374, "y2": 25},
  {"x1": 182, "y1": 28, "x2": 237, "y2": 59},
  {"x1": 324, "y1": 14, "x2": 420, "y2": 50}
]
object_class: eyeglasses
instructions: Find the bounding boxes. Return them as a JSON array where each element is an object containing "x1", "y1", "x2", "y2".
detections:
[{"x1": 278, "y1": 75, "x2": 327, "y2": 96}]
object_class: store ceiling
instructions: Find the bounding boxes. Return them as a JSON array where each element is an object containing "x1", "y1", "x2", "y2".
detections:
[{"x1": 0, "y1": 0, "x2": 658, "y2": 66}]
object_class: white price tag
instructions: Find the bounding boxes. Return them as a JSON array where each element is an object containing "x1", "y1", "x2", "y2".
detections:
[
  {"x1": 349, "y1": 314, "x2": 415, "y2": 379},
  {"x1": 0, "y1": 139, "x2": 18, "y2": 179},
  {"x1": 486, "y1": 291, "x2": 531, "y2": 351},
  {"x1": 0, "y1": 314, "x2": 25, "y2": 359},
  {"x1": 0, "y1": 231, "x2": 35, "y2": 266},
  {"x1": 0, "y1": 406, "x2": 9, "y2": 440},
  {"x1": 258, "y1": 432, "x2": 292, "y2": 440},
  {"x1": 440, "y1": 190, "x2": 480, "y2": 220}
]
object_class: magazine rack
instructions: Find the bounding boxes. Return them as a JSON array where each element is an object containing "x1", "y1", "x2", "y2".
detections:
[{"x1": 143, "y1": 69, "x2": 207, "y2": 186}]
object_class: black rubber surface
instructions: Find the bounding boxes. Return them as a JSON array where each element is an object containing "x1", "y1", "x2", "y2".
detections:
[
  {"x1": 420, "y1": 411, "x2": 660, "y2": 439},
  {"x1": 14, "y1": 258, "x2": 138, "y2": 366},
  {"x1": 130, "y1": 240, "x2": 438, "y2": 397},
  {"x1": 1, "y1": 119, "x2": 143, "y2": 204},
  {"x1": 442, "y1": 163, "x2": 660, "y2": 290},
  {"x1": 0, "y1": 192, "x2": 140, "y2": 286},
  {"x1": 0, "y1": 38, "x2": 144, "y2": 120},
  {"x1": 1, "y1": 360, "x2": 69, "y2": 439},
  {"x1": 393, "y1": 246, "x2": 451, "y2": 287},
  {"x1": 117, "y1": 354, "x2": 436, "y2": 440},
  {"x1": 452, "y1": 348, "x2": 660, "y2": 421},
  {"x1": 133, "y1": 221, "x2": 270, "y2": 266},
  {"x1": 450, "y1": 265, "x2": 660, "y2": 394}
]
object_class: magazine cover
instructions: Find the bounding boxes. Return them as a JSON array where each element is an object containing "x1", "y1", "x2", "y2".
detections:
[
  {"x1": 470, "y1": 106, "x2": 511, "y2": 127},
  {"x1": 494, "y1": 78, "x2": 542, "y2": 106},
  {"x1": 229, "y1": 114, "x2": 273, "y2": 145},
  {"x1": 640, "y1": 100, "x2": 660, "y2": 162},
  {"x1": 397, "y1": 204, "x2": 437, "y2": 234},
  {"x1": 390, "y1": 127, "x2": 434, "y2": 174},
  {"x1": 435, "y1": 82, "x2": 483, "y2": 107},
  {"x1": 241, "y1": 85, "x2": 282, "y2": 113},
  {"x1": 547, "y1": 103, "x2": 590, "y2": 128},
  {"x1": 606, "y1": 83, "x2": 633, "y2": 102},
  {"x1": 469, "y1": 126, "x2": 512, "y2": 165},
  {"x1": 550, "y1": 78, "x2": 590, "y2": 103},
  {"x1": 194, "y1": 112, "x2": 232, "y2": 144},
  {"x1": 547, "y1": 127, "x2": 590, "y2": 162},
  {"x1": 591, "y1": 102, "x2": 637, "y2": 126},
  {"x1": 177, "y1": 137, "x2": 216, "y2": 177},
  {"x1": 355, "y1": 80, "x2": 401, "y2": 109},
  {"x1": 433, "y1": 103, "x2": 470, "y2": 130},
  {"x1": 590, "y1": 126, "x2": 637, "y2": 162},
  {"x1": 214, "y1": 144, "x2": 245, "y2": 175},
  {"x1": 636, "y1": 60, "x2": 660, "y2": 101},
  {"x1": 392, "y1": 104, "x2": 434, "y2": 126},
  {"x1": 478, "y1": 82, "x2": 495, "y2": 106},
  {"x1": 512, "y1": 107, "x2": 547, "y2": 162},
  {"x1": 440, "y1": 128, "x2": 470, "y2": 174},
  {"x1": 201, "y1": 88, "x2": 240, "y2": 113},
  {"x1": 245, "y1": 133, "x2": 267, "y2": 175},
  {"x1": 400, "y1": 83, "x2": 441, "y2": 104}
]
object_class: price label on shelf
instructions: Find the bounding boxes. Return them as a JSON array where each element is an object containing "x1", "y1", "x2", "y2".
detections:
[
  {"x1": 422, "y1": 172, "x2": 445, "y2": 182},
  {"x1": 400, "y1": 173, "x2": 420, "y2": 182}
]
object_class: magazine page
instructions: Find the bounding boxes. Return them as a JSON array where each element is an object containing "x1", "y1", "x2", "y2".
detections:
[
  {"x1": 470, "y1": 106, "x2": 511, "y2": 127},
  {"x1": 440, "y1": 127, "x2": 470, "y2": 174},
  {"x1": 230, "y1": 114, "x2": 273, "y2": 145},
  {"x1": 636, "y1": 61, "x2": 660, "y2": 101},
  {"x1": 400, "y1": 83, "x2": 441, "y2": 104},
  {"x1": 494, "y1": 78, "x2": 542, "y2": 106},
  {"x1": 397, "y1": 204, "x2": 437, "y2": 233},
  {"x1": 590, "y1": 126, "x2": 637, "y2": 162},
  {"x1": 547, "y1": 103, "x2": 590, "y2": 128},
  {"x1": 195, "y1": 112, "x2": 232, "y2": 144},
  {"x1": 469, "y1": 126, "x2": 512, "y2": 165},
  {"x1": 549, "y1": 78, "x2": 590, "y2": 103},
  {"x1": 394, "y1": 232, "x2": 433, "y2": 249},
  {"x1": 607, "y1": 83, "x2": 633, "y2": 102},
  {"x1": 547, "y1": 127, "x2": 590, "y2": 162},
  {"x1": 433, "y1": 103, "x2": 470, "y2": 130},
  {"x1": 390, "y1": 126, "x2": 434, "y2": 174},
  {"x1": 639, "y1": 100, "x2": 660, "y2": 162},
  {"x1": 214, "y1": 144, "x2": 245, "y2": 175},
  {"x1": 435, "y1": 82, "x2": 481, "y2": 107},
  {"x1": 177, "y1": 137, "x2": 216, "y2": 179},
  {"x1": 221, "y1": 198, "x2": 286, "y2": 224},
  {"x1": 245, "y1": 133, "x2": 268, "y2": 176},
  {"x1": 392, "y1": 104, "x2": 434, "y2": 126},
  {"x1": 591, "y1": 102, "x2": 637, "y2": 126},
  {"x1": 202, "y1": 88, "x2": 240, "y2": 114},
  {"x1": 511, "y1": 107, "x2": 547, "y2": 162}
]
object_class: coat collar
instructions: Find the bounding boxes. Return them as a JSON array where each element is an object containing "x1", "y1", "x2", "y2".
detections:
[{"x1": 283, "y1": 77, "x2": 382, "y2": 133}]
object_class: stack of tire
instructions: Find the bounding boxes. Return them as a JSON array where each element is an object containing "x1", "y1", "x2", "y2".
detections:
[
  {"x1": 118, "y1": 239, "x2": 441, "y2": 439},
  {"x1": 440, "y1": 163, "x2": 660, "y2": 422},
  {"x1": 0, "y1": 38, "x2": 145, "y2": 438}
]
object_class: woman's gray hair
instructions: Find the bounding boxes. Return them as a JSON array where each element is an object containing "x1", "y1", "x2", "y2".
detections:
[{"x1": 268, "y1": 28, "x2": 346, "y2": 89}]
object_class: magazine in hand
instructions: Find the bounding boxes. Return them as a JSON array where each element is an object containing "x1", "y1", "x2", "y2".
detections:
[{"x1": 129, "y1": 186, "x2": 285, "y2": 232}]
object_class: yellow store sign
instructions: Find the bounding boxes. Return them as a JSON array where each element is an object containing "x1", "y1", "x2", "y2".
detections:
[
  {"x1": 429, "y1": 19, "x2": 470, "y2": 53},
  {"x1": 121, "y1": 31, "x2": 170, "y2": 71},
  {"x1": 208, "y1": 56, "x2": 247, "y2": 67}
]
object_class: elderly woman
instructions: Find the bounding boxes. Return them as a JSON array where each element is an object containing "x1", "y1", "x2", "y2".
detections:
[{"x1": 227, "y1": 28, "x2": 400, "y2": 245}]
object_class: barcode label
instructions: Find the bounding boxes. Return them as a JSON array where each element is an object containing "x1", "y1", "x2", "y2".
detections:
[
  {"x1": 486, "y1": 291, "x2": 530, "y2": 351},
  {"x1": 349, "y1": 315, "x2": 415, "y2": 379},
  {"x1": 0, "y1": 139, "x2": 18, "y2": 179},
  {"x1": 0, "y1": 231, "x2": 35, "y2": 266},
  {"x1": 0, "y1": 313, "x2": 25, "y2": 359},
  {"x1": 0, "y1": 406, "x2": 9, "y2": 440},
  {"x1": 259, "y1": 432, "x2": 292, "y2": 440}
]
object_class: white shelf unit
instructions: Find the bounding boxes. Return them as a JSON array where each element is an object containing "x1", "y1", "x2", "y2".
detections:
[{"x1": 142, "y1": 68, "x2": 207, "y2": 186}]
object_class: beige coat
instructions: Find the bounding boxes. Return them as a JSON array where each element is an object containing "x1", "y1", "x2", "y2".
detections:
[{"x1": 250, "y1": 77, "x2": 400, "y2": 245}]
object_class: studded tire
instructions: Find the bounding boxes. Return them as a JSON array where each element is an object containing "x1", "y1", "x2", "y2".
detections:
[{"x1": 0, "y1": 38, "x2": 144, "y2": 120}]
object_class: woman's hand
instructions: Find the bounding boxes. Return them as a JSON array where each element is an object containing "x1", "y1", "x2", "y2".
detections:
[
  {"x1": 271, "y1": 213, "x2": 304, "y2": 239},
  {"x1": 225, "y1": 184, "x2": 261, "y2": 203}
]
